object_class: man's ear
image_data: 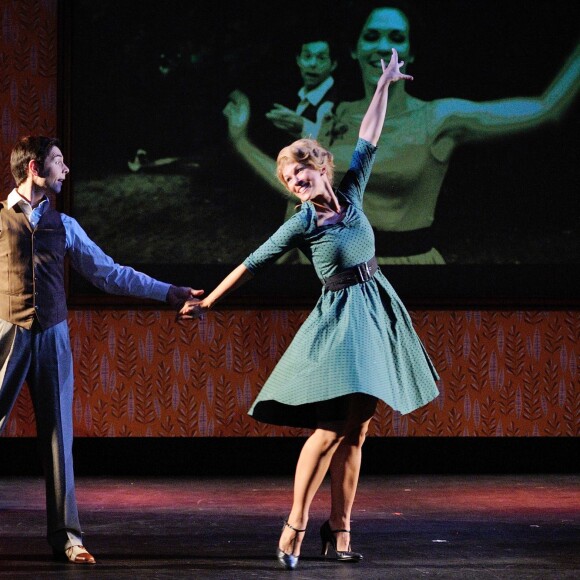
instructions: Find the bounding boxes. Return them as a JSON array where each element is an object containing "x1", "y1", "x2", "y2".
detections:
[{"x1": 29, "y1": 159, "x2": 41, "y2": 177}]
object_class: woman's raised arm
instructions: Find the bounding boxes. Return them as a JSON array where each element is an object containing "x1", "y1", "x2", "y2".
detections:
[{"x1": 359, "y1": 48, "x2": 413, "y2": 145}]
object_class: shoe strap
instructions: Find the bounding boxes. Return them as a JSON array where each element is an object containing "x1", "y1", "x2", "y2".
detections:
[
  {"x1": 284, "y1": 520, "x2": 306, "y2": 533},
  {"x1": 329, "y1": 526, "x2": 354, "y2": 552},
  {"x1": 283, "y1": 520, "x2": 307, "y2": 557}
]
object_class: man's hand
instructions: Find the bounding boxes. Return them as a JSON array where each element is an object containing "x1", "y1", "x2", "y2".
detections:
[
  {"x1": 166, "y1": 285, "x2": 204, "y2": 309},
  {"x1": 266, "y1": 104, "x2": 304, "y2": 137}
]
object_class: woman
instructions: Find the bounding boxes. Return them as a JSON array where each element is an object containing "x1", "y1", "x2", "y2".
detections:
[
  {"x1": 224, "y1": 2, "x2": 579, "y2": 264},
  {"x1": 180, "y1": 49, "x2": 439, "y2": 569}
]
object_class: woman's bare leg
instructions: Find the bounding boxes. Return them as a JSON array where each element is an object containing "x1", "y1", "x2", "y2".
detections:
[
  {"x1": 278, "y1": 427, "x2": 343, "y2": 556},
  {"x1": 328, "y1": 394, "x2": 377, "y2": 551}
]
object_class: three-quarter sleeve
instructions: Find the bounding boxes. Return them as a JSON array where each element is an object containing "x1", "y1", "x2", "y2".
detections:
[
  {"x1": 243, "y1": 211, "x2": 309, "y2": 275},
  {"x1": 336, "y1": 138, "x2": 378, "y2": 208}
]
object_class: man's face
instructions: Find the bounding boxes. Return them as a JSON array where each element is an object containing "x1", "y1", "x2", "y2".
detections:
[
  {"x1": 296, "y1": 41, "x2": 336, "y2": 90},
  {"x1": 354, "y1": 8, "x2": 412, "y2": 87},
  {"x1": 38, "y1": 146, "x2": 69, "y2": 194}
]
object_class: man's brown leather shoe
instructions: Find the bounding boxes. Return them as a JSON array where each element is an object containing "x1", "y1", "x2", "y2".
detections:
[{"x1": 53, "y1": 545, "x2": 96, "y2": 564}]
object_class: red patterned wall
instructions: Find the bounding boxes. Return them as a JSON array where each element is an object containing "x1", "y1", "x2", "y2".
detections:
[
  {"x1": 3, "y1": 309, "x2": 579, "y2": 437},
  {"x1": 1, "y1": 1, "x2": 578, "y2": 438},
  {"x1": 0, "y1": 0, "x2": 58, "y2": 193}
]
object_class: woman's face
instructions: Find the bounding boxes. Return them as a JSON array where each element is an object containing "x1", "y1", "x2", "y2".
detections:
[
  {"x1": 354, "y1": 7, "x2": 412, "y2": 87},
  {"x1": 281, "y1": 161, "x2": 326, "y2": 202}
]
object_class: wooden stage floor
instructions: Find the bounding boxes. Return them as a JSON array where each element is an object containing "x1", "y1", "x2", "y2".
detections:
[{"x1": 0, "y1": 474, "x2": 578, "y2": 579}]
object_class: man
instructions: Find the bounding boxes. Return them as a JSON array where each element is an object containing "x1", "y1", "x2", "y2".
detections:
[
  {"x1": 265, "y1": 39, "x2": 338, "y2": 139},
  {"x1": 0, "y1": 136, "x2": 202, "y2": 565}
]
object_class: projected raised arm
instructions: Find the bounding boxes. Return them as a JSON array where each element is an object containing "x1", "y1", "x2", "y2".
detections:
[
  {"x1": 223, "y1": 90, "x2": 288, "y2": 196},
  {"x1": 312, "y1": 6, "x2": 580, "y2": 265},
  {"x1": 431, "y1": 43, "x2": 580, "y2": 160}
]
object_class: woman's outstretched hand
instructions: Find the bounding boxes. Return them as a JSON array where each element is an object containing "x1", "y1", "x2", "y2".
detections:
[
  {"x1": 379, "y1": 48, "x2": 413, "y2": 86},
  {"x1": 177, "y1": 298, "x2": 209, "y2": 321},
  {"x1": 359, "y1": 48, "x2": 414, "y2": 144}
]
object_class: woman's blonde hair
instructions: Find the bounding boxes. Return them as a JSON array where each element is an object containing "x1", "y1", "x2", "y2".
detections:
[{"x1": 276, "y1": 138, "x2": 335, "y2": 188}]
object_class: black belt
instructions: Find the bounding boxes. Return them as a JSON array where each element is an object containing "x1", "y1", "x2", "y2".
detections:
[
  {"x1": 373, "y1": 227, "x2": 434, "y2": 257},
  {"x1": 323, "y1": 257, "x2": 379, "y2": 292}
]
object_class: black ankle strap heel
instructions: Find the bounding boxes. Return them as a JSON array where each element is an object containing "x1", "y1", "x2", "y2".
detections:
[
  {"x1": 320, "y1": 519, "x2": 363, "y2": 562},
  {"x1": 277, "y1": 520, "x2": 307, "y2": 570}
]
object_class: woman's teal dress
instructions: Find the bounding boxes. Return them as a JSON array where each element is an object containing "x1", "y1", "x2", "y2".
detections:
[{"x1": 244, "y1": 139, "x2": 439, "y2": 428}]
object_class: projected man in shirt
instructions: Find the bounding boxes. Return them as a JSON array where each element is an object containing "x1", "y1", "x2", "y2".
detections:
[{"x1": 265, "y1": 39, "x2": 338, "y2": 140}]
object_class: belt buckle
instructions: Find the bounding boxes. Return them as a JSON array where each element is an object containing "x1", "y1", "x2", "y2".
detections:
[{"x1": 356, "y1": 261, "x2": 372, "y2": 283}]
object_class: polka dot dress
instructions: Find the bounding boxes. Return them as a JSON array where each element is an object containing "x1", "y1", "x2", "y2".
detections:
[{"x1": 244, "y1": 139, "x2": 439, "y2": 428}]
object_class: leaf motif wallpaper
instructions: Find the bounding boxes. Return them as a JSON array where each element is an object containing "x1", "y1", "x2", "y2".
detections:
[
  {"x1": 3, "y1": 309, "x2": 579, "y2": 437},
  {"x1": 0, "y1": 0, "x2": 578, "y2": 438}
]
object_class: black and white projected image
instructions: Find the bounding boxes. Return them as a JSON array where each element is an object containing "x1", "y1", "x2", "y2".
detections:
[{"x1": 67, "y1": 0, "x2": 580, "y2": 301}]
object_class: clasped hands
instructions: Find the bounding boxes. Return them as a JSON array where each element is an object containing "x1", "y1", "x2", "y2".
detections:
[
  {"x1": 177, "y1": 298, "x2": 207, "y2": 321},
  {"x1": 166, "y1": 285, "x2": 206, "y2": 320}
]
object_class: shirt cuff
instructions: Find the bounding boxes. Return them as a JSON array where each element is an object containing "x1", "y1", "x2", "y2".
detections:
[{"x1": 151, "y1": 281, "x2": 172, "y2": 302}]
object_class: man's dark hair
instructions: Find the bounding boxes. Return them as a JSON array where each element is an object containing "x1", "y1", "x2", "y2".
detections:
[
  {"x1": 296, "y1": 37, "x2": 337, "y2": 62},
  {"x1": 10, "y1": 136, "x2": 61, "y2": 186}
]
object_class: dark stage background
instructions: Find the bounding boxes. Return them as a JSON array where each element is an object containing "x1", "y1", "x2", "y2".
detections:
[
  {"x1": 63, "y1": 0, "x2": 580, "y2": 305},
  {"x1": 0, "y1": 0, "x2": 578, "y2": 467}
]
